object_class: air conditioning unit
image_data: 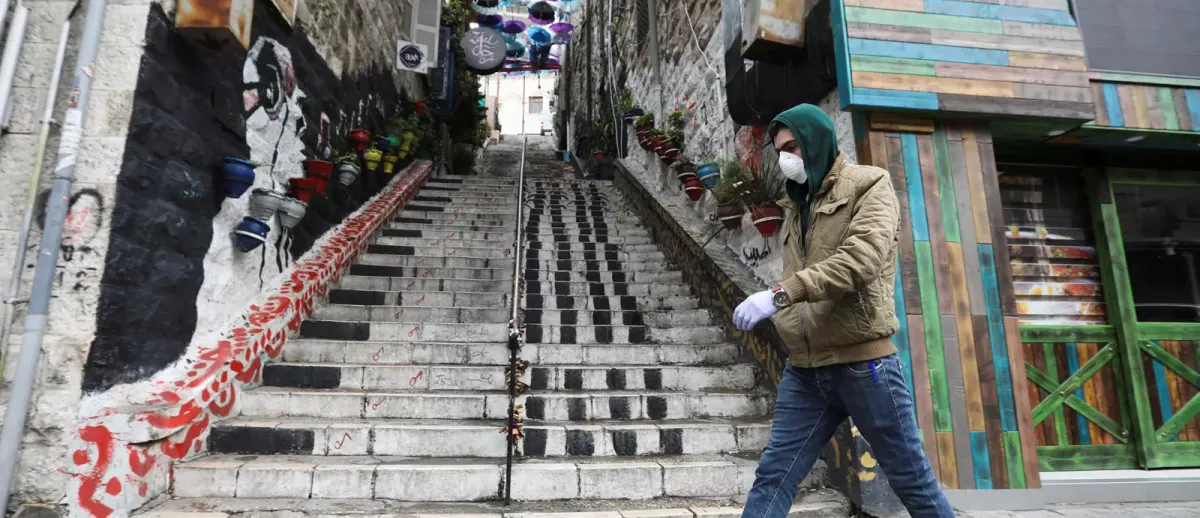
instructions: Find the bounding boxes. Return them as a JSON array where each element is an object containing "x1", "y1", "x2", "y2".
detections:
[{"x1": 740, "y1": 0, "x2": 818, "y2": 63}]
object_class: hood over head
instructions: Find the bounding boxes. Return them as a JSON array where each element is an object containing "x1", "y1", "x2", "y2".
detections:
[{"x1": 769, "y1": 104, "x2": 839, "y2": 208}]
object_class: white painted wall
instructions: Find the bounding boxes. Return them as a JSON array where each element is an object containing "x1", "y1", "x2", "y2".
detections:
[{"x1": 493, "y1": 72, "x2": 557, "y2": 134}]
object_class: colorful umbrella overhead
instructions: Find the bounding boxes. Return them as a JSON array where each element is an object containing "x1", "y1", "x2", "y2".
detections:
[
  {"x1": 501, "y1": 19, "x2": 527, "y2": 33},
  {"x1": 556, "y1": 0, "x2": 580, "y2": 14},
  {"x1": 473, "y1": 0, "x2": 501, "y2": 15},
  {"x1": 476, "y1": 13, "x2": 503, "y2": 27},
  {"x1": 549, "y1": 22, "x2": 573, "y2": 34},
  {"x1": 527, "y1": 26, "x2": 552, "y2": 45},
  {"x1": 528, "y1": 1, "x2": 556, "y2": 25}
]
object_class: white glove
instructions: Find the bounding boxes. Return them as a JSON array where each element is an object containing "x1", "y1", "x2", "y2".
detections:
[{"x1": 733, "y1": 290, "x2": 779, "y2": 331}]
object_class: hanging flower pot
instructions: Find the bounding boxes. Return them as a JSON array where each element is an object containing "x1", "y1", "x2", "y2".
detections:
[
  {"x1": 219, "y1": 157, "x2": 256, "y2": 198},
  {"x1": 698, "y1": 162, "x2": 720, "y2": 189},
  {"x1": 233, "y1": 217, "x2": 270, "y2": 252},
  {"x1": 382, "y1": 153, "x2": 400, "y2": 174},
  {"x1": 248, "y1": 188, "x2": 286, "y2": 222},
  {"x1": 277, "y1": 197, "x2": 307, "y2": 230},
  {"x1": 399, "y1": 132, "x2": 416, "y2": 158},
  {"x1": 288, "y1": 178, "x2": 321, "y2": 204},
  {"x1": 683, "y1": 177, "x2": 705, "y2": 201},
  {"x1": 338, "y1": 161, "x2": 360, "y2": 186},
  {"x1": 363, "y1": 148, "x2": 383, "y2": 172},
  {"x1": 594, "y1": 151, "x2": 608, "y2": 160},
  {"x1": 350, "y1": 129, "x2": 371, "y2": 151},
  {"x1": 716, "y1": 202, "x2": 746, "y2": 229},
  {"x1": 304, "y1": 160, "x2": 333, "y2": 194},
  {"x1": 751, "y1": 204, "x2": 785, "y2": 237},
  {"x1": 674, "y1": 161, "x2": 697, "y2": 183},
  {"x1": 660, "y1": 154, "x2": 677, "y2": 167},
  {"x1": 665, "y1": 137, "x2": 682, "y2": 157},
  {"x1": 376, "y1": 136, "x2": 392, "y2": 154}
]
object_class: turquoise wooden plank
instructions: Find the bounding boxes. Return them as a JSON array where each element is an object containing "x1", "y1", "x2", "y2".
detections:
[
  {"x1": 1064, "y1": 342, "x2": 1092, "y2": 446},
  {"x1": 894, "y1": 256, "x2": 916, "y2": 393},
  {"x1": 1186, "y1": 90, "x2": 1200, "y2": 131},
  {"x1": 979, "y1": 244, "x2": 1018, "y2": 432},
  {"x1": 970, "y1": 431, "x2": 994, "y2": 489},
  {"x1": 924, "y1": 0, "x2": 1077, "y2": 26},
  {"x1": 1151, "y1": 340, "x2": 1177, "y2": 442},
  {"x1": 1102, "y1": 83, "x2": 1124, "y2": 127},
  {"x1": 848, "y1": 38, "x2": 1009, "y2": 67},
  {"x1": 853, "y1": 88, "x2": 941, "y2": 111},
  {"x1": 831, "y1": 0, "x2": 854, "y2": 107},
  {"x1": 902, "y1": 134, "x2": 932, "y2": 241}
]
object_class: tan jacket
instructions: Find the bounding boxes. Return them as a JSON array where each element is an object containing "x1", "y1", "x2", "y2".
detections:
[{"x1": 776, "y1": 153, "x2": 901, "y2": 367}]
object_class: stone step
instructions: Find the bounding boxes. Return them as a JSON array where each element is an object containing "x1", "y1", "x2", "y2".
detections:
[
  {"x1": 523, "y1": 324, "x2": 726, "y2": 345},
  {"x1": 348, "y1": 264, "x2": 509, "y2": 280},
  {"x1": 314, "y1": 305, "x2": 712, "y2": 326},
  {"x1": 282, "y1": 340, "x2": 744, "y2": 367},
  {"x1": 366, "y1": 243, "x2": 516, "y2": 259},
  {"x1": 524, "y1": 226, "x2": 649, "y2": 236},
  {"x1": 240, "y1": 388, "x2": 771, "y2": 420},
  {"x1": 526, "y1": 239, "x2": 659, "y2": 249},
  {"x1": 358, "y1": 254, "x2": 513, "y2": 271},
  {"x1": 396, "y1": 215, "x2": 515, "y2": 226},
  {"x1": 523, "y1": 258, "x2": 672, "y2": 273},
  {"x1": 524, "y1": 216, "x2": 643, "y2": 226},
  {"x1": 426, "y1": 178, "x2": 517, "y2": 187},
  {"x1": 377, "y1": 235, "x2": 658, "y2": 250},
  {"x1": 524, "y1": 309, "x2": 716, "y2": 327},
  {"x1": 313, "y1": 305, "x2": 510, "y2": 324},
  {"x1": 521, "y1": 280, "x2": 693, "y2": 297},
  {"x1": 206, "y1": 417, "x2": 769, "y2": 458},
  {"x1": 338, "y1": 275, "x2": 509, "y2": 293},
  {"x1": 328, "y1": 289, "x2": 509, "y2": 307},
  {"x1": 524, "y1": 294, "x2": 699, "y2": 311},
  {"x1": 394, "y1": 217, "x2": 514, "y2": 230},
  {"x1": 171, "y1": 453, "x2": 773, "y2": 501},
  {"x1": 298, "y1": 320, "x2": 506, "y2": 342},
  {"x1": 404, "y1": 204, "x2": 517, "y2": 215},
  {"x1": 413, "y1": 195, "x2": 518, "y2": 204},
  {"x1": 260, "y1": 363, "x2": 755, "y2": 392},
  {"x1": 525, "y1": 270, "x2": 684, "y2": 284}
]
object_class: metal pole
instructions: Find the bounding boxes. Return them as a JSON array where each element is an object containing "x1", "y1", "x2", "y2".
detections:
[
  {"x1": 0, "y1": 15, "x2": 70, "y2": 380},
  {"x1": 0, "y1": 2, "x2": 29, "y2": 129},
  {"x1": 504, "y1": 134, "x2": 528, "y2": 505},
  {"x1": 0, "y1": 0, "x2": 109, "y2": 510}
]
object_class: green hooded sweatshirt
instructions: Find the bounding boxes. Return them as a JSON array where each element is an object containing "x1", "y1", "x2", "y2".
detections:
[{"x1": 769, "y1": 104, "x2": 840, "y2": 239}]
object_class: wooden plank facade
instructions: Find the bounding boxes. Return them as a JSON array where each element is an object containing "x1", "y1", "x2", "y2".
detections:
[{"x1": 1089, "y1": 77, "x2": 1200, "y2": 132}]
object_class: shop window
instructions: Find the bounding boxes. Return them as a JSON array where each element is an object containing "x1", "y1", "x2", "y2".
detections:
[
  {"x1": 1113, "y1": 182, "x2": 1200, "y2": 323},
  {"x1": 998, "y1": 166, "x2": 1107, "y2": 325},
  {"x1": 529, "y1": 96, "x2": 543, "y2": 114}
]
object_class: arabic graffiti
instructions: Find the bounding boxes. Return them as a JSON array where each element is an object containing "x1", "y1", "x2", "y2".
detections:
[{"x1": 742, "y1": 239, "x2": 772, "y2": 267}]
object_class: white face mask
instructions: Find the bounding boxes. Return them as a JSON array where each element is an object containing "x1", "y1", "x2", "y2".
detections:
[{"x1": 778, "y1": 151, "x2": 807, "y2": 184}]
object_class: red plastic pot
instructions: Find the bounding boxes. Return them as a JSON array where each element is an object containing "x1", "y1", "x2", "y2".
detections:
[
  {"x1": 289, "y1": 178, "x2": 321, "y2": 204},
  {"x1": 750, "y1": 204, "x2": 784, "y2": 237},
  {"x1": 305, "y1": 160, "x2": 334, "y2": 194},
  {"x1": 660, "y1": 155, "x2": 677, "y2": 166},
  {"x1": 716, "y1": 202, "x2": 745, "y2": 229},
  {"x1": 683, "y1": 177, "x2": 705, "y2": 201},
  {"x1": 350, "y1": 129, "x2": 371, "y2": 151},
  {"x1": 594, "y1": 151, "x2": 608, "y2": 160}
]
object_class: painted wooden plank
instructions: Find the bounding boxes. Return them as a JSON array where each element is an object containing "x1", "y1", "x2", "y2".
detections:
[
  {"x1": 1064, "y1": 342, "x2": 1092, "y2": 445},
  {"x1": 1005, "y1": 316, "x2": 1042, "y2": 487},
  {"x1": 1007, "y1": 52, "x2": 1086, "y2": 71},
  {"x1": 1116, "y1": 84, "x2": 1141, "y2": 129},
  {"x1": 1011, "y1": 281, "x2": 1101, "y2": 298},
  {"x1": 1131, "y1": 85, "x2": 1152, "y2": 130},
  {"x1": 980, "y1": 245, "x2": 1018, "y2": 432},
  {"x1": 1101, "y1": 83, "x2": 1125, "y2": 127},
  {"x1": 1164, "y1": 342, "x2": 1183, "y2": 442},
  {"x1": 978, "y1": 141, "x2": 1018, "y2": 316},
  {"x1": 1182, "y1": 342, "x2": 1199, "y2": 442},
  {"x1": 1002, "y1": 20, "x2": 1082, "y2": 40},
  {"x1": 919, "y1": 135, "x2": 955, "y2": 315},
  {"x1": 942, "y1": 313, "x2": 977, "y2": 490},
  {"x1": 1096, "y1": 72, "x2": 1200, "y2": 89},
  {"x1": 1185, "y1": 90, "x2": 1200, "y2": 133},
  {"x1": 831, "y1": 0, "x2": 855, "y2": 107},
  {"x1": 902, "y1": 133, "x2": 931, "y2": 242},
  {"x1": 937, "y1": 94, "x2": 1095, "y2": 119},
  {"x1": 848, "y1": 38, "x2": 1010, "y2": 66},
  {"x1": 1017, "y1": 300, "x2": 1106, "y2": 317},
  {"x1": 1158, "y1": 87, "x2": 1181, "y2": 131},
  {"x1": 973, "y1": 314, "x2": 1008, "y2": 487},
  {"x1": 1008, "y1": 244, "x2": 1096, "y2": 260},
  {"x1": 924, "y1": 0, "x2": 1076, "y2": 26},
  {"x1": 970, "y1": 431, "x2": 995, "y2": 489},
  {"x1": 852, "y1": 88, "x2": 941, "y2": 110},
  {"x1": 1012, "y1": 83, "x2": 1092, "y2": 103},
  {"x1": 1003, "y1": 430, "x2": 1026, "y2": 489},
  {"x1": 948, "y1": 129, "x2": 987, "y2": 314},
  {"x1": 1041, "y1": 342, "x2": 1069, "y2": 445},
  {"x1": 929, "y1": 29, "x2": 1086, "y2": 56},
  {"x1": 870, "y1": 112, "x2": 937, "y2": 133},
  {"x1": 936, "y1": 62, "x2": 1089, "y2": 87},
  {"x1": 846, "y1": 22, "x2": 933, "y2": 44},
  {"x1": 962, "y1": 131, "x2": 991, "y2": 246},
  {"x1": 1096, "y1": 342, "x2": 1120, "y2": 445},
  {"x1": 1030, "y1": 344, "x2": 1053, "y2": 444},
  {"x1": 1174, "y1": 88, "x2": 1194, "y2": 132},
  {"x1": 1092, "y1": 84, "x2": 1110, "y2": 126},
  {"x1": 889, "y1": 135, "x2": 924, "y2": 315},
  {"x1": 1145, "y1": 86, "x2": 1166, "y2": 130},
  {"x1": 909, "y1": 314, "x2": 942, "y2": 479},
  {"x1": 933, "y1": 127, "x2": 962, "y2": 243},
  {"x1": 894, "y1": 256, "x2": 916, "y2": 392},
  {"x1": 845, "y1": 7, "x2": 1006, "y2": 34},
  {"x1": 854, "y1": 71, "x2": 1015, "y2": 98},
  {"x1": 852, "y1": 55, "x2": 937, "y2": 76},
  {"x1": 1010, "y1": 262, "x2": 1100, "y2": 278},
  {"x1": 844, "y1": 0, "x2": 925, "y2": 11},
  {"x1": 949, "y1": 244, "x2": 986, "y2": 431},
  {"x1": 937, "y1": 431, "x2": 961, "y2": 489},
  {"x1": 916, "y1": 241, "x2": 953, "y2": 432},
  {"x1": 999, "y1": 0, "x2": 1070, "y2": 11},
  {"x1": 1151, "y1": 341, "x2": 1176, "y2": 439}
]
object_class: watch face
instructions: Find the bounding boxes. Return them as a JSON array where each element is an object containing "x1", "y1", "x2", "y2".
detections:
[{"x1": 773, "y1": 290, "x2": 790, "y2": 307}]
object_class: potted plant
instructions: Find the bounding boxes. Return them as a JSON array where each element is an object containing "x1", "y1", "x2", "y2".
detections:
[
  {"x1": 683, "y1": 176, "x2": 705, "y2": 201},
  {"x1": 634, "y1": 113, "x2": 654, "y2": 133},
  {"x1": 663, "y1": 129, "x2": 683, "y2": 160},
  {"x1": 233, "y1": 217, "x2": 270, "y2": 252},
  {"x1": 713, "y1": 159, "x2": 747, "y2": 229},
  {"x1": 288, "y1": 178, "x2": 321, "y2": 204},
  {"x1": 349, "y1": 129, "x2": 371, "y2": 151},
  {"x1": 382, "y1": 152, "x2": 400, "y2": 174},
  {"x1": 219, "y1": 157, "x2": 258, "y2": 198},
  {"x1": 304, "y1": 158, "x2": 334, "y2": 192},
  {"x1": 335, "y1": 152, "x2": 360, "y2": 186},
  {"x1": 672, "y1": 159, "x2": 697, "y2": 183},
  {"x1": 277, "y1": 196, "x2": 307, "y2": 230},
  {"x1": 363, "y1": 146, "x2": 383, "y2": 172},
  {"x1": 735, "y1": 168, "x2": 786, "y2": 237},
  {"x1": 697, "y1": 160, "x2": 721, "y2": 189},
  {"x1": 592, "y1": 119, "x2": 615, "y2": 161}
]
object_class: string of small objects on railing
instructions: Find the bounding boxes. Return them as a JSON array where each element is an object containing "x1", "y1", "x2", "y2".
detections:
[{"x1": 503, "y1": 135, "x2": 529, "y2": 505}]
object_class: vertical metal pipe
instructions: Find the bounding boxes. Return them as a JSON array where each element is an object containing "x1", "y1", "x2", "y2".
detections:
[
  {"x1": 0, "y1": 17, "x2": 71, "y2": 380},
  {"x1": 0, "y1": 4, "x2": 29, "y2": 128},
  {"x1": 504, "y1": 134, "x2": 527, "y2": 505},
  {"x1": 647, "y1": 0, "x2": 662, "y2": 113},
  {"x1": 0, "y1": 0, "x2": 109, "y2": 511}
]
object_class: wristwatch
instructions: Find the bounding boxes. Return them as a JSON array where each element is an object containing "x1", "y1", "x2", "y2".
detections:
[{"x1": 771, "y1": 284, "x2": 792, "y2": 309}]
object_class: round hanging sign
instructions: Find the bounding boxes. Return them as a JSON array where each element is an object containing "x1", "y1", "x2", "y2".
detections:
[{"x1": 462, "y1": 26, "x2": 506, "y2": 73}]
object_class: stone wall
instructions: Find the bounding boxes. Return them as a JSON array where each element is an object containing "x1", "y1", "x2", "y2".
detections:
[{"x1": 0, "y1": 0, "x2": 427, "y2": 512}]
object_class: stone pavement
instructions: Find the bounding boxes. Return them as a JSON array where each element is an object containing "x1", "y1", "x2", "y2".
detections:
[{"x1": 959, "y1": 501, "x2": 1200, "y2": 517}]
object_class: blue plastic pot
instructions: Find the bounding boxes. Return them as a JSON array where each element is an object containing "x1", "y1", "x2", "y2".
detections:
[
  {"x1": 221, "y1": 157, "x2": 256, "y2": 198},
  {"x1": 233, "y1": 217, "x2": 270, "y2": 252},
  {"x1": 697, "y1": 163, "x2": 720, "y2": 189},
  {"x1": 376, "y1": 137, "x2": 391, "y2": 153}
]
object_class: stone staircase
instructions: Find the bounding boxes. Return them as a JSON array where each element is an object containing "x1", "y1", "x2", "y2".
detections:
[{"x1": 153, "y1": 139, "x2": 846, "y2": 517}]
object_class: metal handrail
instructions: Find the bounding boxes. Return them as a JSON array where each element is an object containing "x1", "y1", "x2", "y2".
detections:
[{"x1": 504, "y1": 134, "x2": 528, "y2": 504}]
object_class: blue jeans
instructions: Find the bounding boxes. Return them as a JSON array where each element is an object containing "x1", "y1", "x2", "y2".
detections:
[{"x1": 742, "y1": 355, "x2": 954, "y2": 518}]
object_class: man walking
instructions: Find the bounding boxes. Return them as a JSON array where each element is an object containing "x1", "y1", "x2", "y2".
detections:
[{"x1": 733, "y1": 104, "x2": 954, "y2": 518}]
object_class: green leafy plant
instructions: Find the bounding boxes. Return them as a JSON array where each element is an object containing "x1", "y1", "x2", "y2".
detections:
[
  {"x1": 634, "y1": 113, "x2": 655, "y2": 128},
  {"x1": 734, "y1": 167, "x2": 786, "y2": 207},
  {"x1": 592, "y1": 118, "x2": 615, "y2": 155},
  {"x1": 667, "y1": 109, "x2": 686, "y2": 131},
  {"x1": 616, "y1": 89, "x2": 634, "y2": 115},
  {"x1": 712, "y1": 159, "x2": 748, "y2": 205}
]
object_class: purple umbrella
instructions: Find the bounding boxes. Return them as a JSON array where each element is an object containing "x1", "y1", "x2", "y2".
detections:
[
  {"x1": 501, "y1": 19, "x2": 527, "y2": 34},
  {"x1": 549, "y1": 22, "x2": 573, "y2": 34},
  {"x1": 476, "y1": 14, "x2": 503, "y2": 27}
]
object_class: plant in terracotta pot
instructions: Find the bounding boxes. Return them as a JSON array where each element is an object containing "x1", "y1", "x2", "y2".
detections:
[
  {"x1": 712, "y1": 160, "x2": 748, "y2": 229},
  {"x1": 734, "y1": 168, "x2": 786, "y2": 237},
  {"x1": 592, "y1": 118, "x2": 615, "y2": 161},
  {"x1": 672, "y1": 159, "x2": 698, "y2": 183},
  {"x1": 634, "y1": 113, "x2": 654, "y2": 133},
  {"x1": 663, "y1": 128, "x2": 684, "y2": 160}
]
